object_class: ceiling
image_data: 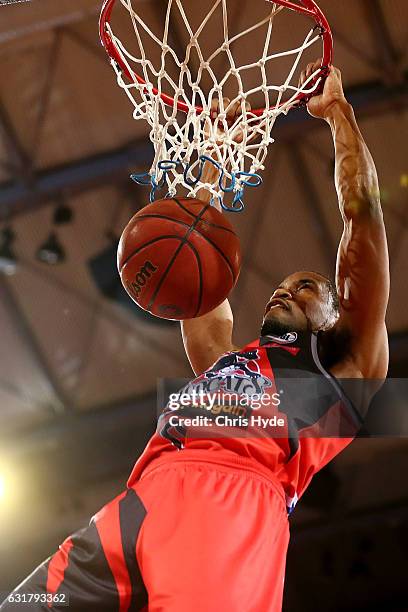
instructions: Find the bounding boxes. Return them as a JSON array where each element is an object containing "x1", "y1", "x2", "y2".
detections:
[
  {"x1": 0, "y1": 1, "x2": 407, "y2": 609},
  {"x1": 0, "y1": 0, "x2": 407, "y2": 426}
]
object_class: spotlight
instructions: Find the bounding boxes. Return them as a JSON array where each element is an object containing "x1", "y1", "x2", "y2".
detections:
[
  {"x1": 0, "y1": 227, "x2": 17, "y2": 275},
  {"x1": 53, "y1": 202, "x2": 74, "y2": 225},
  {"x1": 37, "y1": 232, "x2": 66, "y2": 265},
  {"x1": 0, "y1": 466, "x2": 20, "y2": 511},
  {"x1": 0, "y1": 473, "x2": 6, "y2": 501}
]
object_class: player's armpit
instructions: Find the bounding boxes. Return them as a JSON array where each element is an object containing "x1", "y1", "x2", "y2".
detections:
[{"x1": 181, "y1": 299, "x2": 236, "y2": 375}]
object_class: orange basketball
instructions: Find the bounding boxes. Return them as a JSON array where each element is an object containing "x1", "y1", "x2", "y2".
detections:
[{"x1": 117, "y1": 197, "x2": 241, "y2": 320}]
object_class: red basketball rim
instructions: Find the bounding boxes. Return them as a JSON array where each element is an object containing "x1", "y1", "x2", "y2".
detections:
[{"x1": 99, "y1": 0, "x2": 333, "y2": 116}]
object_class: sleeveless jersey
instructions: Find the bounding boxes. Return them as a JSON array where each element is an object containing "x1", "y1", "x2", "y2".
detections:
[{"x1": 128, "y1": 331, "x2": 362, "y2": 514}]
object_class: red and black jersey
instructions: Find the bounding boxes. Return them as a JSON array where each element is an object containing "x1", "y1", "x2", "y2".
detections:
[
  {"x1": 1, "y1": 331, "x2": 362, "y2": 611},
  {"x1": 131, "y1": 330, "x2": 362, "y2": 513}
]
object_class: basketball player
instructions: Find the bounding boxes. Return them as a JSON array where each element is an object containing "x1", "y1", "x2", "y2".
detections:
[{"x1": 0, "y1": 61, "x2": 389, "y2": 611}]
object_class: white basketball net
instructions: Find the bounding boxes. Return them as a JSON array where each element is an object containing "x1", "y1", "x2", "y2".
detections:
[{"x1": 106, "y1": 0, "x2": 325, "y2": 210}]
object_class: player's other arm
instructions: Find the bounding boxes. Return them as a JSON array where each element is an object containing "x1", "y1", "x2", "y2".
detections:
[
  {"x1": 181, "y1": 299, "x2": 235, "y2": 376},
  {"x1": 181, "y1": 161, "x2": 236, "y2": 376},
  {"x1": 305, "y1": 62, "x2": 389, "y2": 379}
]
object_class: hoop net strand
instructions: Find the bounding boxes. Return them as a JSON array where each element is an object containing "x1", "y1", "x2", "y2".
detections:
[{"x1": 103, "y1": 0, "x2": 331, "y2": 210}]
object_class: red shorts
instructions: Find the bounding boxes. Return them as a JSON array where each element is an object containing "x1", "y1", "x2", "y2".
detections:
[{"x1": 1, "y1": 451, "x2": 289, "y2": 612}]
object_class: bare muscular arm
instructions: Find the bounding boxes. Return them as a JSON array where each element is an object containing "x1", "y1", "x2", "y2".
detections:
[
  {"x1": 180, "y1": 160, "x2": 236, "y2": 376},
  {"x1": 304, "y1": 62, "x2": 390, "y2": 379},
  {"x1": 180, "y1": 98, "x2": 251, "y2": 375}
]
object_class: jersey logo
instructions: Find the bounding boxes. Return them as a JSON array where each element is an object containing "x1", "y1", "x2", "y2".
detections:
[
  {"x1": 262, "y1": 332, "x2": 298, "y2": 344},
  {"x1": 159, "y1": 348, "x2": 273, "y2": 448},
  {"x1": 189, "y1": 348, "x2": 273, "y2": 396},
  {"x1": 204, "y1": 349, "x2": 261, "y2": 380}
]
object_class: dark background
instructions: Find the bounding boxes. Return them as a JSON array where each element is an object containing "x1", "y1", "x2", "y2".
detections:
[{"x1": 0, "y1": 1, "x2": 407, "y2": 610}]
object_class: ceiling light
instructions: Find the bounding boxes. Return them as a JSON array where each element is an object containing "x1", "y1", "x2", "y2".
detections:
[
  {"x1": 53, "y1": 202, "x2": 74, "y2": 225},
  {"x1": 0, "y1": 227, "x2": 17, "y2": 275},
  {"x1": 36, "y1": 232, "x2": 66, "y2": 265}
]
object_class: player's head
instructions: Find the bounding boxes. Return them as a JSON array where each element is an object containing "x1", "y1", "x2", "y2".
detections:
[{"x1": 261, "y1": 271, "x2": 340, "y2": 336}]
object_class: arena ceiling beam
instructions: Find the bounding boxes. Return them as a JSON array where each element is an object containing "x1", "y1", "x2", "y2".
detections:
[
  {"x1": 16, "y1": 254, "x2": 186, "y2": 367},
  {"x1": 287, "y1": 144, "x2": 335, "y2": 264},
  {"x1": 29, "y1": 30, "x2": 63, "y2": 167},
  {"x1": 0, "y1": 100, "x2": 33, "y2": 185},
  {"x1": 0, "y1": 140, "x2": 153, "y2": 221},
  {"x1": 330, "y1": 27, "x2": 378, "y2": 74},
  {"x1": 361, "y1": 0, "x2": 404, "y2": 86},
  {"x1": 0, "y1": 78, "x2": 407, "y2": 221},
  {"x1": 0, "y1": 5, "x2": 100, "y2": 45},
  {"x1": 272, "y1": 74, "x2": 408, "y2": 142},
  {"x1": 0, "y1": 276, "x2": 73, "y2": 414},
  {"x1": 63, "y1": 25, "x2": 107, "y2": 64},
  {"x1": 230, "y1": 151, "x2": 283, "y2": 317}
]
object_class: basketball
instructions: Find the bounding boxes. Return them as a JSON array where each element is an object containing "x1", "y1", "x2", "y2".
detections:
[{"x1": 117, "y1": 197, "x2": 241, "y2": 320}]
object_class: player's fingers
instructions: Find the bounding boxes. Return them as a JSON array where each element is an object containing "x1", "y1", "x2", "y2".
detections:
[
  {"x1": 229, "y1": 99, "x2": 241, "y2": 118},
  {"x1": 305, "y1": 62, "x2": 315, "y2": 79},
  {"x1": 229, "y1": 98, "x2": 251, "y2": 119},
  {"x1": 299, "y1": 70, "x2": 306, "y2": 87},
  {"x1": 313, "y1": 58, "x2": 323, "y2": 71},
  {"x1": 307, "y1": 60, "x2": 321, "y2": 78},
  {"x1": 221, "y1": 97, "x2": 231, "y2": 113},
  {"x1": 210, "y1": 96, "x2": 230, "y2": 119},
  {"x1": 241, "y1": 99, "x2": 251, "y2": 114},
  {"x1": 305, "y1": 59, "x2": 323, "y2": 80},
  {"x1": 210, "y1": 97, "x2": 219, "y2": 120}
]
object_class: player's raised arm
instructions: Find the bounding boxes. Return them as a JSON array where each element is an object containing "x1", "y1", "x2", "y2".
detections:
[
  {"x1": 302, "y1": 61, "x2": 389, "y2": 379},
  {"x1": 181, "y1": 159, "x2": 236, "y2": 376},
  {"x1": 180, "y1": 99, "x2": 246, "y2": 376}
]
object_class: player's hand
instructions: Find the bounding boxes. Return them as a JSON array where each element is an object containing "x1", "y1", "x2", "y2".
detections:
[
  {"x1": 299, "y1": 59, "x2": 348, "y2": 120},
  {"x1": 205, "y1": 97, "x2": 251, "y2": 146},
  {"x1": 200, "y1": 97, "x2": 252, "y2": 207}
]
